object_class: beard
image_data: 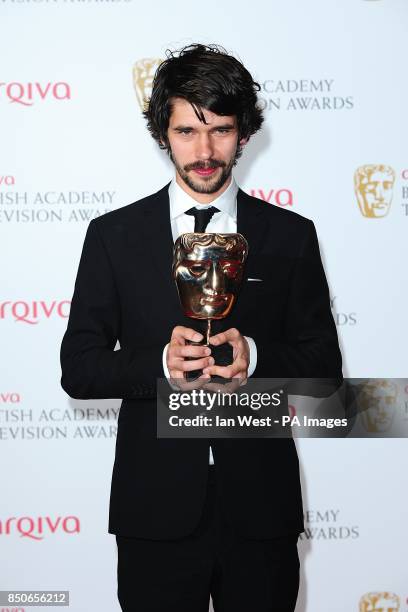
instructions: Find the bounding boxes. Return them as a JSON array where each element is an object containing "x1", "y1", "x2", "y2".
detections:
[{"x1": 170, "y1": 147, "x2": 241, "y2": 195}]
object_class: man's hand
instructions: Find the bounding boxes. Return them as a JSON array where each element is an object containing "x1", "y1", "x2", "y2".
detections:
[
  {"x1": 167, "y1": 325, "x2": 214, "y2": 390},
  {"x1": 204, "y1": 328, "x2": 250, "y2": 384}
]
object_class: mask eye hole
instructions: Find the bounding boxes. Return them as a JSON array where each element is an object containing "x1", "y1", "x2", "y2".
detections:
[
  {"x1": 185, "y1": 261, "x2": 209, "y2": 277},
  {"x1": 221, "y1": 260, "x2": 241, "y2": 279}
]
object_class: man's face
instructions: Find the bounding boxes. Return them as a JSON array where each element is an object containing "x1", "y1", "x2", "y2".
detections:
[
  {"x1": 356, "y1": 169, "x2": 395, "y2": 218},
  {"x1": 173, "y1": 236, "x2": 246, "y2": 320},
  {"x1": 166, "y1": 97, "x2": 246, "y2": 200}
]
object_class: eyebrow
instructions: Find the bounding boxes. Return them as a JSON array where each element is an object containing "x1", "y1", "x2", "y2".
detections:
[{"x1": 172, "y1": 123, "x2": 236, "y2": 131}]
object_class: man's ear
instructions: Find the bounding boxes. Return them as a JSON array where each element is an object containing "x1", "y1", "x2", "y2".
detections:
[{"x1": 239, "y1": 136, "x2": 249, "y2": 147}]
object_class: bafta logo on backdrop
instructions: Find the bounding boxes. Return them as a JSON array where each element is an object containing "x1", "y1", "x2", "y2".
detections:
[
  {"x1": 357, "y1": 379, "x2": 398, "y2": 433},
  {"x1": 132, "y1": 58, "x2": 162, "y2": 110},
  {"x1": 359, "y1": 592, "x2": 400, "y2": 611},
  {"x1": 354, "y1": 164, "x2": 395, "y2": 218}
]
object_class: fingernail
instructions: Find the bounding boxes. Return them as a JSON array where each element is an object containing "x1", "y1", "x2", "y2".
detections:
[
  {"x1": 193, "y1": 333, "x2": 203, "y2": 341},
  {"x1": 204, "y1": 348, "x2": 211, "y2": 356},
  {"x1": 209, "y1": 357, "x2": 215, "y2": 365}
]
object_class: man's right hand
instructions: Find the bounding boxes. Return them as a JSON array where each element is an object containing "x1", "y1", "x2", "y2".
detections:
[{"x1": 167, "y1": 326, "x2": 214, "y2": 389}]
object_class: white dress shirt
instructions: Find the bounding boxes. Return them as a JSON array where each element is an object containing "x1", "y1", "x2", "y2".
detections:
[{"x1": 162, "y1": 176, "x2": 257, "y2": 464}]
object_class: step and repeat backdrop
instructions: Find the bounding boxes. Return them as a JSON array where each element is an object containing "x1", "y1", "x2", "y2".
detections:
[{"x1": 1, "y1": 1, "x2": 407, "y2": 610}]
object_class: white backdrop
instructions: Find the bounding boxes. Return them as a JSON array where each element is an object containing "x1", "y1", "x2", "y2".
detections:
[{"x1": 1, "y1": 1, "x2": 407, "y2": 610}]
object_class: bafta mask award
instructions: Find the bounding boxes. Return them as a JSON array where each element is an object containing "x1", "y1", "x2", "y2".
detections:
[{"x1": 173, "y1": 233, "x2": 248, "y2": 378}]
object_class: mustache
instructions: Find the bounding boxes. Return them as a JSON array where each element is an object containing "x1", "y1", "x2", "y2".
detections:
[{"x1": 184, "y1": 159, "x2": 226, "y2": 172}]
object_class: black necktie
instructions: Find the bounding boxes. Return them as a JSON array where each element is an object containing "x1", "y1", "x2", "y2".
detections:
[{"x1": 185, "y1": 206, "x2": 220, "y2": 232}]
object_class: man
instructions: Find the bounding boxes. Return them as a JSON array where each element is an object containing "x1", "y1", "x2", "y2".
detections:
[{"x1": 60, "y1": 44, "x2": 342, "y2": 611}]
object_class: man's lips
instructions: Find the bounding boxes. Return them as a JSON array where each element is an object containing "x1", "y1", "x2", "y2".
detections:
[{"x1": 193, "y1": 167, "x2": 219, "y2": 177}]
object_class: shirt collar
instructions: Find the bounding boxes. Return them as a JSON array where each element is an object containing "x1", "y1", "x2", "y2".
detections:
[{"x1": 168, "y1": 175, "x2": 238, "y2": 221}]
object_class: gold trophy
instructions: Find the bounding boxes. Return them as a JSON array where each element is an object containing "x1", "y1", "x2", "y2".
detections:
[
  {"x1": 173, "y1": 233, "x2": 248, "y2": 378},
  {"x1": 354, "y1": 164, "x2": 395, "y2": 218}
]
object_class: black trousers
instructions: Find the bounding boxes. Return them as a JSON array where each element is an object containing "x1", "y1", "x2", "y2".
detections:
[{"x1": 116, "y1": 466, "x2": 300, "y2": 612}]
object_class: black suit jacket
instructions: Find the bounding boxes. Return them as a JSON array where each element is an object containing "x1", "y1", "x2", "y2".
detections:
[{"x1": 60, "y1": 184, "x2": 342, "y2": 540}]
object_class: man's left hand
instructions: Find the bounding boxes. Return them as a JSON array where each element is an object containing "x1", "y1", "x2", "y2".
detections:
[{"x1": 203, "y1": 328, "x2": 249, "y2": 384}]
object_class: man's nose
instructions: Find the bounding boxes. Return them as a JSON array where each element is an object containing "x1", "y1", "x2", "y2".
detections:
[{"x1": 196, "y1": 133, "x2": 214, "y2": 160}]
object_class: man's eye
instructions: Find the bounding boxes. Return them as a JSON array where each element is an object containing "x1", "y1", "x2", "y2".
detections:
[{"x1": 178, "y1": 129, "x2": 192, "y2": 135}]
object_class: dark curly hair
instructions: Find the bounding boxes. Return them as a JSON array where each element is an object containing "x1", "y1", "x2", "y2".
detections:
[{"x1": 143, "y1": 44, "x2": 264, "y2": 154}]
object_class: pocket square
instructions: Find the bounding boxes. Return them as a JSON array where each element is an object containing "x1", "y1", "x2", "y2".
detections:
[{"x1": 247, "y1": 278, "x2": 263, "y2": 282}]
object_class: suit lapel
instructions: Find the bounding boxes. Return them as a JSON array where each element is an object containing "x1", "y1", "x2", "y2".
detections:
[
  {"x1": 237, "y1": 188, "x2": 268, "y2": 266},
  {"x1": 141, "y1": 183, "x2": 173, "y2": 264},
  {"x1": 140, "y1": 184, "x2": 180, "y2": 314}
]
